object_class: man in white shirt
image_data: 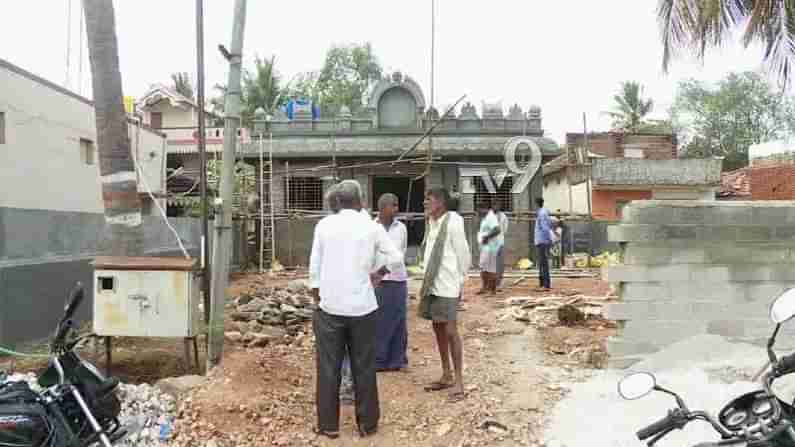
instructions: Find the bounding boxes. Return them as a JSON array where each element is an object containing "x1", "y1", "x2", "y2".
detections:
[
  {"x1": 477, "y1": 199, "x2": 501, "y2": 296},
  {"x1": 495, "y1": 199, "x2": 509, "y2": 291},
  {"x1": 418, "y1": 187, "x2": 471, "y2": 402},
  {"x1": 373, "y1": 193, "x2": 409, "y2": 372},
  {"x1": 309, "y1": 180, "x2": 402, "y2": 439}
]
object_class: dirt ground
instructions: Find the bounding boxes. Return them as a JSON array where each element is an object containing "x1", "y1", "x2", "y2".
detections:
[
  {"x1": 167, "y1": 273, "x2": 614, "y2": 446},
  {"x1": 0, "y1": 272, "x2": 614, "y2": 446}
]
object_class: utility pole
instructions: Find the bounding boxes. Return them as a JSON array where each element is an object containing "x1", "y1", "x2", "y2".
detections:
[
  {"x1": 195, "y1": 0, "x2": 211, "y2": 326},
  {"x1": 208, "y1": 0, "x2": 247, "y2": 369},
  {"x1": 583, "y1": 112, "x2": 593, "y2": 266}
]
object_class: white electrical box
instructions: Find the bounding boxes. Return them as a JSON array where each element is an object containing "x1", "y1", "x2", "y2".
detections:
[{"x1": 92, "y1": 256, "x2": 200, "y2": 338}]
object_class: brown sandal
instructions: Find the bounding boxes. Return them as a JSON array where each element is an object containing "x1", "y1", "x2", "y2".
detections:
[{"x1": 424, "y1": 381, "x2": 454, "y2": 392}]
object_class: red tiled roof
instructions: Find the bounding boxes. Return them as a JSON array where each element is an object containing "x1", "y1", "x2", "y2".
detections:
[{"x1": 718, "y1": 167, "x2": 751, "y2": 199}]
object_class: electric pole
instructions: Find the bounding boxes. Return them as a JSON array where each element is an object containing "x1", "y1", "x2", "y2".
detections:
[{"x1": 208, "y1": 0, "x2": 247, "y2": 369}]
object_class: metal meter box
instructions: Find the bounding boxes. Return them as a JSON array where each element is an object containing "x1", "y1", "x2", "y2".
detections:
[{"x1": 92, "y1": 256, "x2": 200, "y2": 338}]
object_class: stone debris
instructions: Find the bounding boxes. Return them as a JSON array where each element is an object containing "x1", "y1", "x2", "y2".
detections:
[
  {"x1": 226, "y1": 279, "x2": 315, "y2": 346},
  {"x1": 1, "y1": 373, "x2": 177, "y2": 447}
]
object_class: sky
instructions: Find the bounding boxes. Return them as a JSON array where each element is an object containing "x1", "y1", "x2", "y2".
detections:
[{"x1": 0, "y1": 0, "x2": 773, "y2": 143}]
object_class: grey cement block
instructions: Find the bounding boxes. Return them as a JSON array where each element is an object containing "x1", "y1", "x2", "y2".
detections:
[
  {"x1": 745, "y1": 282, "x2": 795, "y2": 304},
  {"x1": 676, "y1": 207, "x2": 709, "y2": 225},
  {"x1": 621, "y1": 282, "x2": 671, "y2": 301},
  {"x1": 608, "y1": 225, "x2": 656, "y2": 242},
  {"x1": 699, "y1": 226, "x2": 740, "y2": 241},
  {"x1": 626, "y1": 206, "x2": 671, "y2": 225},
  {"x1": 752, "y1": 207, "x2": 795, "y2": 226},
  {"x1": 621, "y1": 320, "x2": 707, "y2": 347},
  {"x1": 668, "y1": 281, "x2": 747, "y2": 303},
  {"x1": 775, "y1": 227, "x2": 795, "y2": 240},
  {"x1": 623, "y1": 245, "x2": 672, "y2": 265},
  {"x1": 706, "y1": 207, "x2": 753, "y2": 226},
  {"x1": 607, "y1": 301, "x2": 764, "y2": 321},
  {"x1": 737, "y1": 226, "x2": 773, "y2": 241},
  {"x1": 671, "y1": 247, "x2": 707, "y2": 264},
  {"x1": 750, "y1": 246, "x2": 791, "y2": 264},
  {"x1": 706, "y1": 244, "x2": 752, "y2": 264},
  {"x1": 664, "y1": 225, "x2": 700, "y2": 239}
]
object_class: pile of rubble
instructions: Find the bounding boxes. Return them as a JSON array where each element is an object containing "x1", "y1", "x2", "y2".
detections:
[
  {"x1": 225, "y1": 280, "x2": 315, "y2": 346},
  {"x1": 498, "y1": 291, "x2": 616, "y2": 369},
  {"x1": 499, "y1": 292, "x2": 612, "y2": 328},
  {"x1": 0, "y1": 373, "x2": 177, "y2": 447}
]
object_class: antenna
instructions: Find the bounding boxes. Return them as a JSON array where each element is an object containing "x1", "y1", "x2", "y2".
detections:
[{"x1": 430, "y1": 0, "x2": 436, "y2": 108}]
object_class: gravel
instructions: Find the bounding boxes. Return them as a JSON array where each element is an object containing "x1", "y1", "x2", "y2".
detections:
[{"x1": 1, "y1": 373, "x2": 177, "y2": 447}]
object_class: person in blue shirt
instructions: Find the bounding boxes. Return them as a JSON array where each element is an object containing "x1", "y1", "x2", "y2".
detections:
[{"x1": 534, "y1": 197, "x2": 553, "y2": 290}]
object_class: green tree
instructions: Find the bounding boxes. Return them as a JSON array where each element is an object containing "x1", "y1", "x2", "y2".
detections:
[
  {"x1": 171, "y1": 72, "x2": 194, "y2": 99},
  {"x1": 286, "y1": 42, "x2": 383, "y2": 117},
  {"x1": 604, "y1": 81, "x2": 655, "y2": 132},
  {"x1": 241, "y1": 55, "x2": 284, "y2": 125},
  {"x1": 658, "y1": 0, "x2": 795, "y2": 86},
  {"x1": 672, "y1": 71, "x2": 795, "y2": 170}
]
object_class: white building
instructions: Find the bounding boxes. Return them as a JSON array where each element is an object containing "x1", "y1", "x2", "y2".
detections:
[{"x1": 0, "y1": 58, "x2": 166, "y2": 215}]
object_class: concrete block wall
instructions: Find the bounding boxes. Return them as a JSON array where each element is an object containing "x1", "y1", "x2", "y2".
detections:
[{"x1": 605, "y1": 201, "x2": 795, "y2": 369}]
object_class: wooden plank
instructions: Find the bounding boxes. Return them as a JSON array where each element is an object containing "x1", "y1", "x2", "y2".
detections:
[{"x1": 92, "y1": 256, "x2": 198, "y2": 271}]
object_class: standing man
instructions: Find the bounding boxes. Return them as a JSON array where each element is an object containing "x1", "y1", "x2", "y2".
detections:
[
  {"x1": 325, "y1": 183, "x2": 356, "y2": 406},
  {"x1": 495, "y1": 199, "x2": 509, "y2": 291},
  {"x1": 419, "y1": 187, "x2": 471, "y2": 402},
  {"x1": 534, "y1": 197, "x2": 553, "y2": 290},
  {"x1": 477, "y1": 200, "x2": 501, "y2": 296},
  {"x1": 309, "y1": 180, "x2": 402, "y2": 439},
  {"x1": 373, "y1": 193, "x2": 409, "y2": 372}
]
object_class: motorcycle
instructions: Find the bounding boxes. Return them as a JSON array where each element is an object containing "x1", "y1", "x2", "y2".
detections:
[
  {"x1": 0, "y1": 282, "x2": 126, "y2": 446},
  {"x1": 618, "y1": 288, "x2": 795, "y2": 446}
]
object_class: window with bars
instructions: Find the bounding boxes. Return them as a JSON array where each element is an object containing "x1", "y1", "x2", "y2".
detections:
[
  {"x1": 284, "y1": 177, "x2": 323, "y2": 211},
  {"x1": 474, "y1": 176, "x2": 513, "y2": 211}
]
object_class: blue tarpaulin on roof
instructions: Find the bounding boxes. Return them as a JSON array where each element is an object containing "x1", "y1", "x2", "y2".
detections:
[{"x1": 285, "y1": 99, "x2": 320, "y2": 120}]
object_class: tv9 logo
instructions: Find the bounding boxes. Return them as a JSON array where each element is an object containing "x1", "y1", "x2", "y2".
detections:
[{"x1": 460, "y1": 136, "x2": 543, "y2": 194}]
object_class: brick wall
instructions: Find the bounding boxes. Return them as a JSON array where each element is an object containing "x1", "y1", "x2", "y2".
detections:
[
  {"x1": 592, "y1": 189, "x2": 652, "y2": 220},
  {"x1": 565, "y1": 132, "x2": 677, "y2": 160},
  {"x1": 749, "y1": 166, "x2": 795, "y2": 200},
  {"x1": 606, "y1": 201, "x2": 795, "y2": 368}
]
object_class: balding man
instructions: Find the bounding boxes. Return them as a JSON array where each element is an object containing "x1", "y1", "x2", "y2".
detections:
[
  {"x1": 373, "y1": 193, "x2": 409, "y2": 372},
  {"x1": 309, "y1": 180, "x2": 402, "y2": 439}
]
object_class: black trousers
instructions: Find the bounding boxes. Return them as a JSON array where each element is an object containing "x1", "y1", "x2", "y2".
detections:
[
  {"x1": 313, "y1": 308, "x2": 379, "y2": 432},
  {"x1": 537, "y1": 243, "x2": 551, "y2": 289}
]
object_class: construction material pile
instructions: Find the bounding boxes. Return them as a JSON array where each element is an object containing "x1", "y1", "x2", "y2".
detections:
[
  {"x1": 500, "y1": 293, "x2": 611, "y2": 328},
  {"x1": 226, "y1": 280, "x2": 315, "y2": 346},
  {"x1": 1, "y1": 373, "x2": 177, "y2": 447},
  {"x1": 572, "y1": 251, "x2": 621, "y2": 268}
]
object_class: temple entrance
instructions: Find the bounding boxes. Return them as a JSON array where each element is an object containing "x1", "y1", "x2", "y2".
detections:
[{"x1": 372, "y1": 176, "x2": 425, "y2": 264}]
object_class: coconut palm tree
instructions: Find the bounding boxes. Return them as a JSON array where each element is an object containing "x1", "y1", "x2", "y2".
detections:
[
  {"x1": 604, "y1": 81, "x2": 655, "y2": 132},
  {"x1": 171, "y1": 72, "x2": 194, "y2": 99},
  {"x1": 242, "y1": 55, "x2": 283, "y2": 125},
  {"x1": 83, "y1": 0, "x2": 143, "y2": 256},
  {"x1": 658, "y1": 0, "x2": 795, "y2": 86}
]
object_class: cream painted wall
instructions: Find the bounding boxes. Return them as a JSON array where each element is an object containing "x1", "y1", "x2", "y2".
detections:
[
  {"x1": 542, "y1": 175, "x2": 589, "y2": 214},
  {"x1": 0, "y1": 64, "x2": 165, "y2": 214},
  {"x1": 145, "y1": 101, "x2": 195, "y2": 128}
]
